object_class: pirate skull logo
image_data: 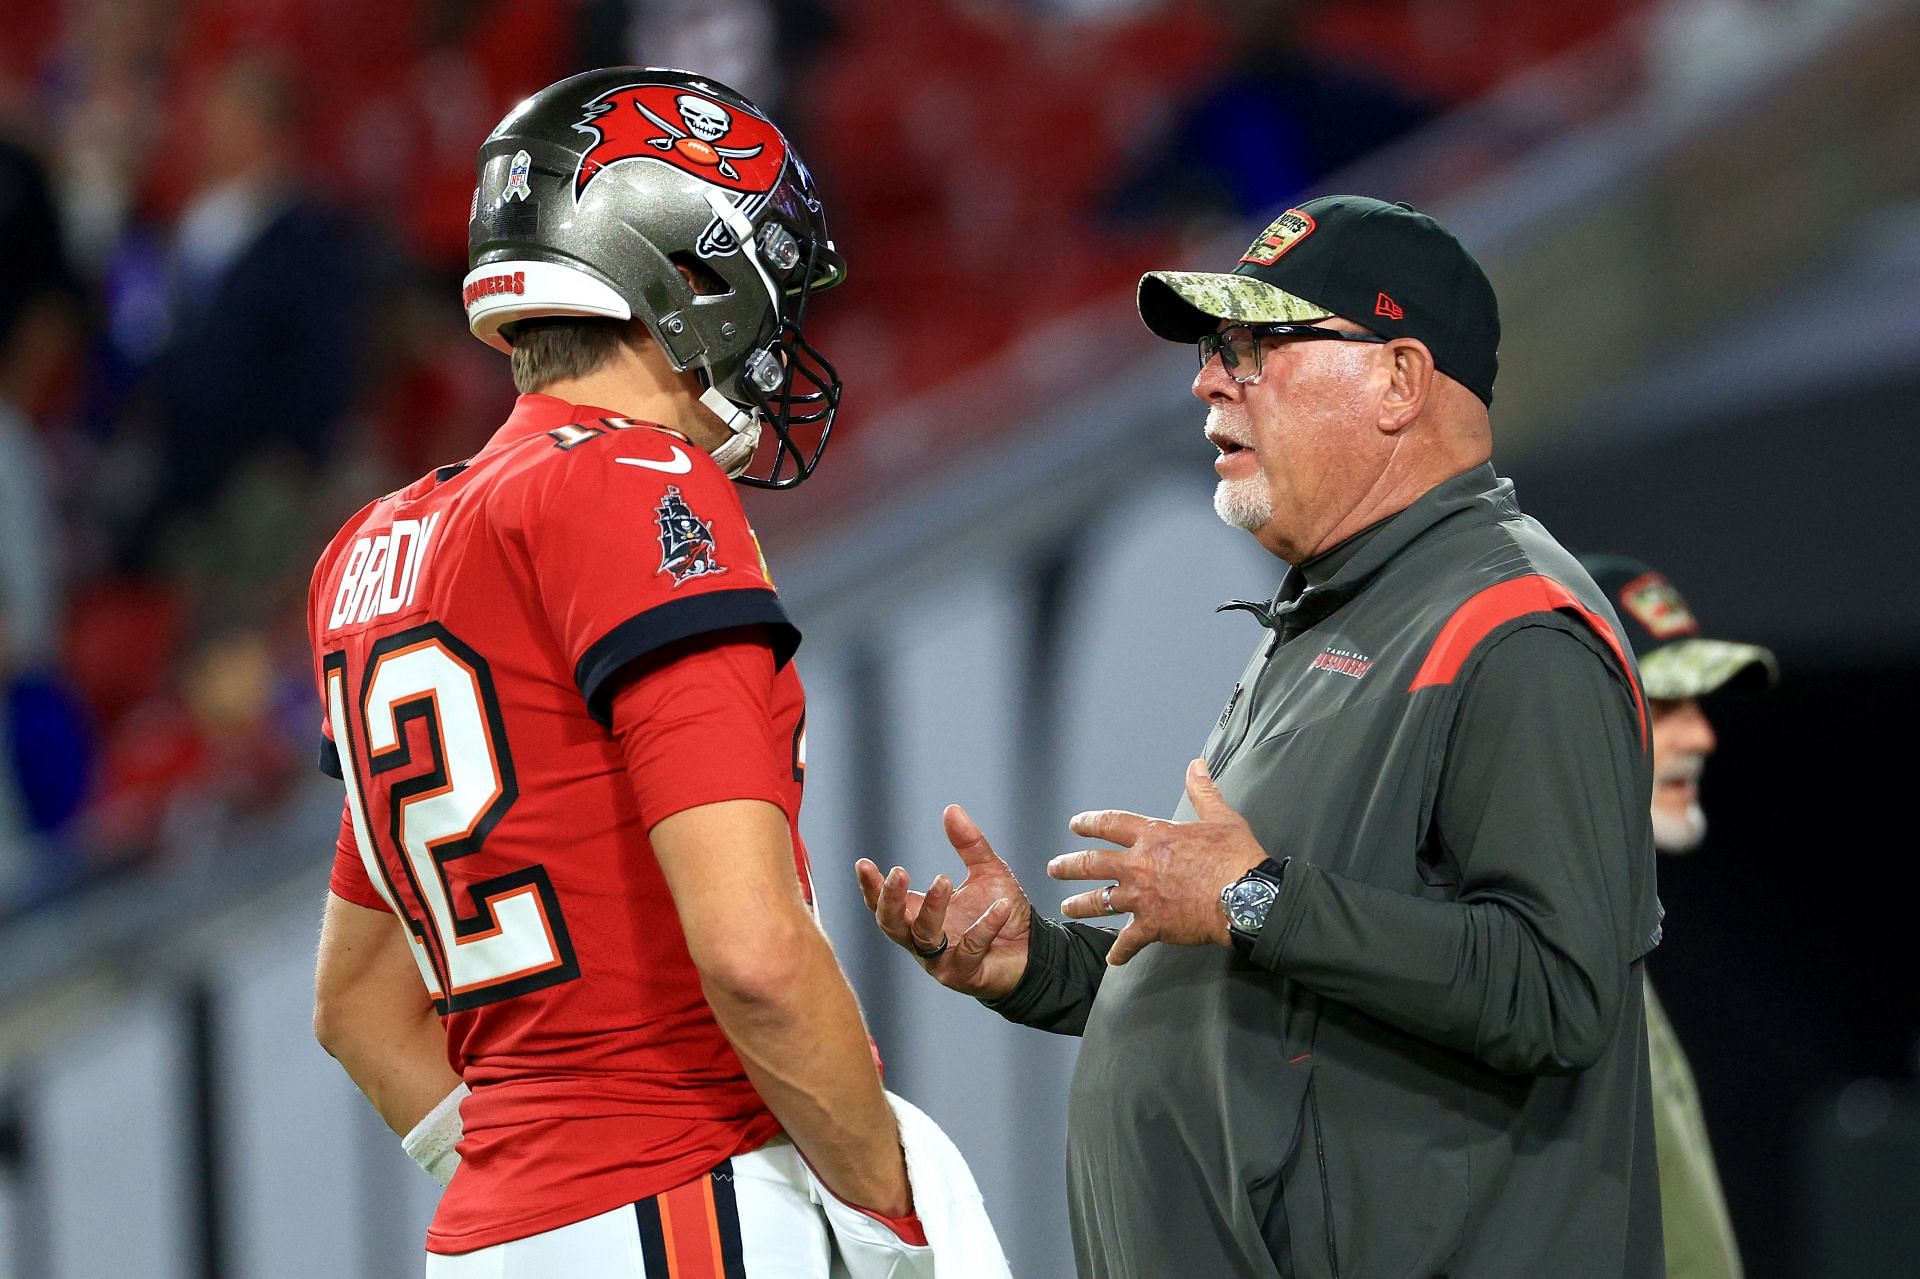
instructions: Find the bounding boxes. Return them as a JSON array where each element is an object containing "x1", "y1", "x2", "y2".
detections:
[
  {"x1": 635, "y1": 93, "x2": 765, "y2": 182},
  {"x1": 677, "y1": 95, "x2": 731, "y2": 141}
]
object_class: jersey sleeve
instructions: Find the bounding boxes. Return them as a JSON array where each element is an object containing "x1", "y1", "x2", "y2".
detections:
[
  {"x1": 327, "y1": 799, "x2": 391, "y2": 912},
  {"x1": 607, "y1": 633, "x2": 791, "y2": 831},
  {"x1": 516, "y1": 433, "x2": 800, "y2": 726}
]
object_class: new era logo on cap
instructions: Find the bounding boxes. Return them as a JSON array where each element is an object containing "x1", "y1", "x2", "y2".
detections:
[{"x1": 1374, "y1": 292, "x2": 1404, "y2": 321}]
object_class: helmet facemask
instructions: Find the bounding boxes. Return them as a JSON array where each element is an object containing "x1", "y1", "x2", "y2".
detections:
[
  {"x1": 692, "y1": 192, "x2": 843, "y2": 490},
  {"x1": 738, "y1": 265, "x2": 841, "y2": 490}
]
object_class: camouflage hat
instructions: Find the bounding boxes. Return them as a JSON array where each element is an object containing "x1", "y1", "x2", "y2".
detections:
[
  {"x1": 1137, "y1": 194, "x2": 1501, "y2": 406},
  {"x1": 1578, "y1": 555, "x2": 1779, "y2": 701}
]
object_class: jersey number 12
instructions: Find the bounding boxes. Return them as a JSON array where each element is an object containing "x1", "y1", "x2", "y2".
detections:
[{"x1": 325, "y1": 624, "x2": 579, "y2": 1012}]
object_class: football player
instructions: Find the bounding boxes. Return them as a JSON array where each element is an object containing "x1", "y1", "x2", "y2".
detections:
[{"x1": 309, "y1": 69, "x2": 956, "y2": 1276}]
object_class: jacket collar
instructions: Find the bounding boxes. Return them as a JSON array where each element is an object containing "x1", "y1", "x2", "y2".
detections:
[{"x1": 1220, "y1": 462, "x2": 1514, "y2": 633}]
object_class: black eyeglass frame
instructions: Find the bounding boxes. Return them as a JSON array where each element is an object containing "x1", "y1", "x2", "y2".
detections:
[{"x1": 1198, "y1": 322, "x2": 1391, "y2": 384}]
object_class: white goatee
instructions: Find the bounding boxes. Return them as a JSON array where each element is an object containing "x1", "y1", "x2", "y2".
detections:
[
  {"x1": 1652, "y1": 754, "x2": 1708, "y2": 853},
  {"x1": 1206, "y1": 406, "x2": 1270, "y2": 531},
  {"x1": 1652, "y1": 802, "x2": 1707, "y2": 853},
  {"x1": 1213, "y1": 476, "x2": 1272, "y2": 531}
]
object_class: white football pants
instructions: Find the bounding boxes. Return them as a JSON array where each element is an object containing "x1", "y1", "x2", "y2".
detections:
[{"x1": 422, "y1": 1138, "x2": 930, "y2": 1279}]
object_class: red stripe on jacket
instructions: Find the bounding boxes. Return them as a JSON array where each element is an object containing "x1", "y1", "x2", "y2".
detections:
[{"x1": 1408, "y1": 574, "x2": 1648, "y2": 747}]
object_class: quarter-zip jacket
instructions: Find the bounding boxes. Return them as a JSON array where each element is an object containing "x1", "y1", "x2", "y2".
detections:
[{"x1": 990, "y1": 464, "x2": 1665, "y2": 1278}]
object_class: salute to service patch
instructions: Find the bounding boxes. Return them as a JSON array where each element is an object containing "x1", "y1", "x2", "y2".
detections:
[
  {"x1": 1240, "y1": 207, "x2": 1318, "y2": 265},
  {"x1": 1619, "y1": 571, "x2": 1699, "y2": 639}
]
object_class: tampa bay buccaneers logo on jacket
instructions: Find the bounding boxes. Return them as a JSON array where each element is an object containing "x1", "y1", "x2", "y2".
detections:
[{"x1": 572, "y1": 82, "x2": 788, "y2": 201}]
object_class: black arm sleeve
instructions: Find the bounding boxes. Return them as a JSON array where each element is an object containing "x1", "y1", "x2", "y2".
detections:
[
  {"x1": 1253, "y1": 622, "x2": 1656, "y2": 1075},
  {"x1": 979, "y1": 915, "x2": 1118, "y2": 1036}
]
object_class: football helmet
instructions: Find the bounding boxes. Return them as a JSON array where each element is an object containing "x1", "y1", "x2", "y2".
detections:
[{"x1": 464, "y1": 67, "x2": 845, "y2": 488}]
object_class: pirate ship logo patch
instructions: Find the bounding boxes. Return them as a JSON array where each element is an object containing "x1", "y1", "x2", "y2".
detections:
[{"x1": 655, "y1": 486, "x2": 727, "y2": 585}]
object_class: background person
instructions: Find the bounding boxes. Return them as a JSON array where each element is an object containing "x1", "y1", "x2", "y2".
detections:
[
  {"x1": 1582, "y1": 551, "x2": 1780, "y2": 1279},
  {"x1": 0, "y1": 136, "x2": 90, "y2": 907}
]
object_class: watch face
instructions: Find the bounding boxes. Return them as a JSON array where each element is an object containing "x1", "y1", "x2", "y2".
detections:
[{"x1": 1224, "y1": 877, "x2": 1279, "y2": 934}]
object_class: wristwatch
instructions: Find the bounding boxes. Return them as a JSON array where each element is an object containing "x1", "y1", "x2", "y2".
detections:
[{"x1": 1220, "y1": 858, "x2": 1289, "y2": 957}]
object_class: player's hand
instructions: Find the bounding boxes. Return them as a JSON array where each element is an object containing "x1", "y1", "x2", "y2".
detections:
[
  {"x1": 856, "y1": 805, "x2": 1032, "y2": 1001},
  {"x1": 1050, "y1": 759, "x2": 1268, "y2": 966}
]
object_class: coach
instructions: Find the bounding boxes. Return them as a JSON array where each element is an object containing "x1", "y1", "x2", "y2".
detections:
[{"x1": 859, "y1": 196, "x2": 1665, "y2": 1277}]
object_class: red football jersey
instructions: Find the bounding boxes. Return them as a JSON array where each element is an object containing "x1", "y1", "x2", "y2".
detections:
[{"x1": 308, "y1": 394, "x2": 812, "y2": 1253}]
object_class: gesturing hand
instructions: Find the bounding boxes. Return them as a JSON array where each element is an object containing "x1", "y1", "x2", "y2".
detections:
[
  {"x1": 1049, "y1": 758, "x2": 1268, "y2": 966},
  {"x1": 855, "y1": 805, "x2": 1034, "y2": 1001}
]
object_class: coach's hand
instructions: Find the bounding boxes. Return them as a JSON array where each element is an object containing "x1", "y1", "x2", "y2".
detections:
[
  {"x1": 1051, "y1": 759, "x2": 1268, "y2": 966},
  {"x1": 856, "y1": 806, "x2": 1033, "y2": 1001}
]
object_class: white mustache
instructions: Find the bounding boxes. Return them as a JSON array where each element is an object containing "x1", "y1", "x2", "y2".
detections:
[
  {"x1": 1657, "y1": 755, "x2": 1706, "y2": 786},
  {"x1": 1204, "y1": 405, "x2": 1252, "y2": 450}
]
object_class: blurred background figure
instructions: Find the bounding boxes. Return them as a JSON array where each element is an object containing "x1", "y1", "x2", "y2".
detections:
[
  {"x1": 139, "y1": 52, "x2": 367, "y2": 610},
  {"x1": 0, "y1": 136, "x2": 91, "y2": 910},
  {"x1": 1104, "y1": 0, "x2": 1434, "y2": 224},
  {"x1": 1583, "y1": 553, "x2": 1781, "y2": 1279},
  {"x1": 0, "y1": 0, "x2": 1914, "y2": 1275},
  {"x1": 571, "y1": 0, "x2": 839, "y2": 125}
]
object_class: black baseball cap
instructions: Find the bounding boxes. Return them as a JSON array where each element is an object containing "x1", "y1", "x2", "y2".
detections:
[
  {"x1": 1578, "y1": 554, "x2": 1779, "y2": 700},
  {"x1": 1137, "y1": 194, "x2": 1501, "y2": 406}
]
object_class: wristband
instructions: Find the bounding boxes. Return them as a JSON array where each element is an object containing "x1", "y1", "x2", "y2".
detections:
[{"x1": 400, "y1": 1082, "x2": 469, "y2": 1187}]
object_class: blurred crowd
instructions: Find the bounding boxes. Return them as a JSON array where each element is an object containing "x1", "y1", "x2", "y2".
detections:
[{"x1": 0, "y1": 0, "x2": 1642, "y2": 917}]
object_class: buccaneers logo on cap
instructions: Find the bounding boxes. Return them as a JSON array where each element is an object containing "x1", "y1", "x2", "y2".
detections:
[
  {"x1": 572, "y1": 83, "x2": 788, "y2": 201},
  {"x1": 1620, "y1": 572, "x2": 1699, "y2": 640}
]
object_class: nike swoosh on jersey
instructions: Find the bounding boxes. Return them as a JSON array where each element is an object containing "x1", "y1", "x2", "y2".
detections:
[{"x1": 614, "y1": 447, "x2": 694, "y2": 475}]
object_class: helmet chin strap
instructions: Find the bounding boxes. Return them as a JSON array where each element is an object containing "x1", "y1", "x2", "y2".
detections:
[{"x1": 699, "y1": 385, "x2": 762, "y2": 478}]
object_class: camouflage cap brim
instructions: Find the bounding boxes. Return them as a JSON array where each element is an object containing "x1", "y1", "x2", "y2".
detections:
[
  {"x1": 1639, "y1": 639, "x2": 1780, "y2": 701},
  {"x1": 1137, "y1": 271, "x2": 1333, "y2": 343}
]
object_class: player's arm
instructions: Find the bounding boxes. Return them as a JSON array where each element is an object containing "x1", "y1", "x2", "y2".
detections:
[
  {"x1": 521, "y1": 453, "x2": 907, "y2": 1217},
  {"x1": 651, "y1": 799, "x2": 911, "y2": 1217},
  {"x1": 611, "y1": 636, "x2": 911, "y2": 1221},
  {"x1": 312, "y1": 891, "x2": 462, "y2": 1136}
]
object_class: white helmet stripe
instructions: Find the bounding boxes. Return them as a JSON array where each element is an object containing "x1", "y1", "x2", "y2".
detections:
[{"x1": 462, "y1": 260, "x2": 633, "y2": 354}]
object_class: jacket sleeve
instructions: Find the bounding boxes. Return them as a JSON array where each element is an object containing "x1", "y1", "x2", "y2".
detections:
[
  {"x1": 1253, "y1": 622, "x2": 1655, "y2": 1075},
  {"x1": 979, "y1": 916, "x2": 1117, "y2": 1036}
]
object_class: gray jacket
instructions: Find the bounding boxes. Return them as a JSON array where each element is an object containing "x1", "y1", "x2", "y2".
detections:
[{"x1": 990, "y1": 466, "x2": 1665, "y2": 1278}]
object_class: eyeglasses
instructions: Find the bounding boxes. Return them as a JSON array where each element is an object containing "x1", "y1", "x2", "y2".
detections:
[{"x1": 1198, "y1": 323, "x2": 1391, "y2": 384}]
